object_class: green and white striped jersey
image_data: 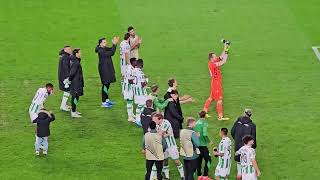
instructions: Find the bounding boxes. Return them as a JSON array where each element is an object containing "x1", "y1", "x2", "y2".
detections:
[
  {"x1": 132, "y1": 68, "x2": 147, "y2": 96},
  {"x1": 157, "y1": 119, "x2": 177, "y2": 148},
  {"x1": 236, "y1": 145, "x2": 256, "y2": 174},
  {"x1": 218, "y1": 137, "x2": 232, "y2": 169}
]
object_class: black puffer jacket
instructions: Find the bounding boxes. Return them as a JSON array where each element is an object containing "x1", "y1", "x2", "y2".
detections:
[
  {"x1": 58, "y1": 50, "x2": 71, "y2": 91},
  {"x1": 69, "y1": 55, "x2": 84, "y2": 96},
  {"x1": 95, "y1": 45, "x2": 117, "y2": 84},
  {"x1": 231, "y1": 116, "x2": 256, "y2": 161},
  {"x1": 33, "y1": 110, "x2": 56, "y2": 137},
  {"x1": 164, "y1": 101, "x2": 184, "y2": 139}
]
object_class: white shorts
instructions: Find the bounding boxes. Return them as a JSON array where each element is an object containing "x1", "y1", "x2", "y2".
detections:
[
  {"x1": 215, "y1": 166, "x2": 231, "y2": 178},
  {"x1": 122, "y1": 82, "x2": 134, "y2": 100},
  {"x1": 29, "y1": 103, "x2": 40, "y2": 122},
  {"x1": 242, "y1": 173, "x2": 257, "y2": 180},
  {"x1": 120, "y1": 59, "x2": 126, "y2": 77},
  {"x1": 164, "y1": 146, "x2": 179, "y2": 160}
]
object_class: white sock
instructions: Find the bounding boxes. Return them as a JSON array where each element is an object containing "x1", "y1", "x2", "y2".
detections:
[
  {"x1": 237, "y1": 162, "x2": 242, "y2": 177},
  {"x1": 162, "y1": 165, "x2": 169, "y2": 178},
  {"x1": 177, "y1": 164, "x2": 184, "y2": 178},
  {"x1": 135, "y1": 104, "x2": 144, "y2": 123},
  {"x1": 127, "y1": 100, "x2": 133, "y2": 117},
  {"x1": 60, "y1": 92, "x2": 70, "y2": 108}
]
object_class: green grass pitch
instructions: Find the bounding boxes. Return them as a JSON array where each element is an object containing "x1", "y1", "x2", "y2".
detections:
[{"x1": 0, "y1": 0, "x2": 320, "y2": 179}]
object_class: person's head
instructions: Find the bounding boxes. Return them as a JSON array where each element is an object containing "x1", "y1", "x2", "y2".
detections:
[
  {"x1": 45, "y1": 83, "x2": 54, "y2": 95},
  {"x1": 244, "y1": 108, "x2": 253, "y2": 118},
  {"x1": 64, "y1": 45, "x2": 72, "y2": 54},
  {"x1": 72, "y1": 48, "x2": 81, "y2": 58},
  {"x1": 149, "y1": 121, "x2": 156, "y2": 130},
  {"x1": 130, "y1": 58, "x2": 137, "y2": 67},
  {"x1": 151, "y1": 85, "x2": 159, "y2": 94},
  {"x1": 98, "y1": 38, "x2": 107, "y2": 47},
  {"x1": 186, "y1": 117, "x2": 196, "y2": 128},
  {"x1": 168, "y1": 78, "x2": 177, "y2": 89},
  {"x1": 243, "y1": 135, "x2": 255, "y2": 146},
  {"x1": 136, "y1": 59, "x2": 144, "y2": 68},
  {"x1": 124, "y1": 33, "x2": 130, "y2": 41},
  {"x1": 199, "y1": 111, "x2": 206, "y2": 119},
  {"x1": 152, "y1": 113, "x2": 164, "y2": 125},
  {"x1": 128, "y1": 26, "x2": 135, "y2": 36},
  {"x1": 220, "y1": 127, "x2": 228, "y2": 137},
  {"x1": 208, "y1": 52, "x2": 217, "y2": 61},
  {"x1": 170, "y1": 90, "x2": 179, "y2": 101},
  {"x1": 146, "y1": 99, "x2": 153, "y2": 108}
]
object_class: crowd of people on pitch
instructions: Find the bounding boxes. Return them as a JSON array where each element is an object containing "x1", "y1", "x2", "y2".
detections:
[{"x1": 28, "y1": 26, "x2": 261, "y2": 180}]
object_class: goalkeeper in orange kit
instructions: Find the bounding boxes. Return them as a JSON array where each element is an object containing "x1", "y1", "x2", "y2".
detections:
[{"x1": 203, "y1": 40, "x2": 231, "y2": 120}]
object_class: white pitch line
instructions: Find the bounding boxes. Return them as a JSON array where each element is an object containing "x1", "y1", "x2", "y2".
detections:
[{"x1": 312, "y1": 46, "x2": 320, "y2": 61}]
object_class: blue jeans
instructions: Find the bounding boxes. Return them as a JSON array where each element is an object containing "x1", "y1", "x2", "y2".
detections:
[{"x1": 35, "y1": 136, "x2": 48, "y2": 151}]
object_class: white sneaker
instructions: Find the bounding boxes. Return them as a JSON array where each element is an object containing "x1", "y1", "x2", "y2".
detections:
[
  {"x1": 43, "y1": 151, "x2": 48, "y2": 155},
  {"x1": 128, "y1": 116, "x2": 135, "y2": 123},
  {"x1": 76, "y1": 111, "x2": 82, "y2": 115},
  {"x1": 35, "y1": 151, "x2": 40, "y2": 156},
  {"x1": 71, "y1": 112, "x2": 82, "y2": 118},
  {"x1": 60, "y1": 106, "x2": 70, "y2": 112}
]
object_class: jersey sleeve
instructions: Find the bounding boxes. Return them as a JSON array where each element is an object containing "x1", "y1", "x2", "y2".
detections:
[
  {"x1": 250, "y1": 149, "x2": 256, "y2": 160},
  {"x1": 219, "y1": 141, "x2": 225, "y2": 153}
]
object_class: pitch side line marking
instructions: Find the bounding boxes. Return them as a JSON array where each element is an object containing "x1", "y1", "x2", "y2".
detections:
[{"x1": 312, "y1": 46, "x2": 320, "y2": 61}]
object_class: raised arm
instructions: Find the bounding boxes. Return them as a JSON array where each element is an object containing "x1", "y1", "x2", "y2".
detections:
[{"x1": 216, "y1": 44, "x2": 230, "y2": 67}]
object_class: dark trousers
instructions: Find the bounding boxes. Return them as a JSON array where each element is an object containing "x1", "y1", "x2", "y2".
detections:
[
  {"x1": 184, "y1": 159, "x2": 197, "y2": 180},
  {"x1": 145, "y1": 160, "x2": 163, "y2": 180},
  {"x1": 71, "y1": 95, "x2": 80, "y2": 112},
  {"x1": 197, "y1": 146, "x2": 212, "y2": 176},
  {"x1": 101, "y1": 83, "x2": 110, "y2": 102}
]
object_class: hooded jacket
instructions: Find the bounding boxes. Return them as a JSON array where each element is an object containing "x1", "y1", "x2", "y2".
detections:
[
  {"x1": 32, "y1": 110, "x2": 56, "y2": 137},
  {"x1": 95, "y1": 45, "x2": 117, "y2": 84},
  {"x1": 69, "y1": 55, "x2": 84, "y2": 96},
  {"x1": 58, "y1": 49, "x2": 71, "y2": 91},
  {"x1": 231, "y1": 116, "x2": 256, "y2": 161}
]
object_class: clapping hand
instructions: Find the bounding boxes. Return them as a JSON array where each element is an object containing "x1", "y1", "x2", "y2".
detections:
[{"x1": 112, "y1": 36, "x2": 120, "y2": 45}]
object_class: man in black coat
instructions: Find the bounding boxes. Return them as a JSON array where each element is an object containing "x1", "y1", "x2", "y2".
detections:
[
  {"x1": 141, "y1": 99, "x2": 156, "y2": 134},
  {"x1": 164, "y1": 90, "x2": 184, "y2": 139},
  {"x1": 68, "y1": 48, "x2": 84, "y2": 118},
  {"x1": 95, "y1": 36, "x2": 119, "y2": 108},
  {"x1": 58, "y1": 45, "x2": 72, "y2": 112},
  {"x1": 32, "y1": 109, "x2": 56, "y2": 156},
  {"x1": 231, "y1": 108, "x2": 257, "y2": 180}
]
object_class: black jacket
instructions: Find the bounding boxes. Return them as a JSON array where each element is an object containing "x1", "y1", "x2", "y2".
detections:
[
  {"x1": 32, "y1": 111, "x2": 56, "y2": 137},
  {"x1": 58, "y1": 50, "x2": 71, "y2": 91},
  {"x1": 231, "y1": 116, "x2": 257, "y2": 161},
  {"x1": 141, "y1": 107, "x2": 156, "y2": 134},
  {"x1": 164, "y1": 101, "x2": 184, "y2": 138},
  {"x1": 69, "y1": 55, "x2": 84, "y2": 96},
  {"x1": 95, "y1": 45, "x2": 117, "y2": 84},
  {"x1": 164, "y1": 91, "x2": 183, "y2": 117}
]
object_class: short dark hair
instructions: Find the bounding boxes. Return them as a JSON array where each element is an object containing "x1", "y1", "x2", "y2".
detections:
[
  {"x1": 199, "y1": 111, "x2": 206, "y2": 118},
  {"x1": 170, "y1": 90, "x2": 178, "y2": 95},
  {"x1": 130, "y1": 58, "x2": 137, "y2": 66},
  {"x1": 124, "y1": 33, "x2": 130, "y2": 40},
  {"x1": 146, "y1": 99, "x2": 153, "y2": 108},
  {"x1": 46, "y1": 83, "x2": 54, "y2": 88},
  {"x1": 221, "y1": 128, "x2": 228, "y2": 135},
  {"x1": 149, "y1": 121, "x2": 156, "y2": 129},
  {"x1": 242, "y1": 135, "x2": 254, "y2": 144},
  {"x1": 168, "y1": 78, "x2": 175, "y2": 87},
  {"x1": 151, "y1": 85, "x2": 159, "y2": 93},
  {"x1": 187, "y1": 117, "x2": 196, "y2": 126},
  {"x1": 128, "y1": 26, "x2": 134, "y2": 32},
  {"x1": 208, "y1": 52, "x2": 214, "y2": 60},
  {"x1": 98, "y1": 37, "x2": 106, "y2": 45},
  {"x1": 72, "y1": 48, "x2": 80, "y2": 55},
  {"x1": 136, "y1": 59, "x2": 144, "y2": 67},
  {"x1": 64, "y1": 45, "x2": 71, "y2": 48},
  {"x1": 151, "y1": 112, "x2": 157, "y2": 118},
  {"x1": 154, "y1": 113, "x2": 163, "y2": 120}
]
